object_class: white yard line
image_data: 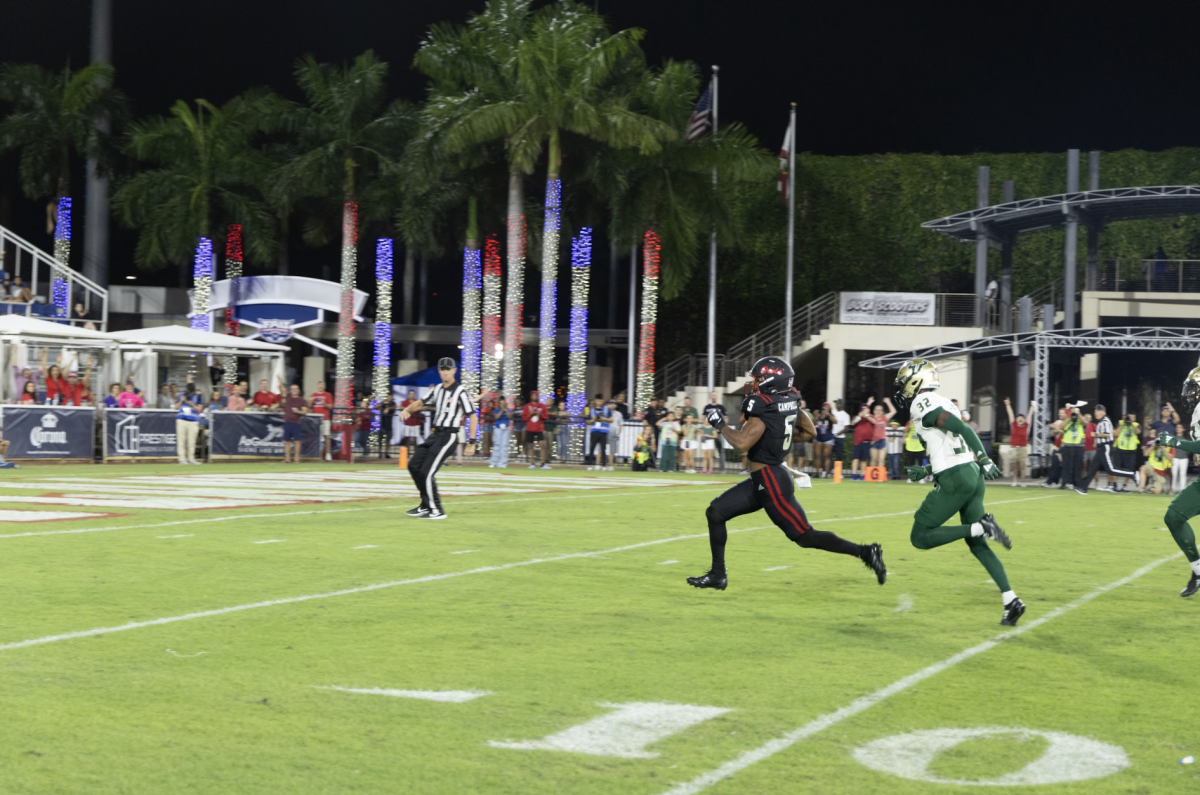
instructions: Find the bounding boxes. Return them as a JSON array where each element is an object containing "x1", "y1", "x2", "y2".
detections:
[
  {"x1": 0, "y1": 497, "x2": 1059, "y2": 655},
  {"x1": 0, "y1": 487, "x2": 731, "y2": 541},
  {"x1": 655, "y1": 551, "x2": 1182, "y2": 795}
]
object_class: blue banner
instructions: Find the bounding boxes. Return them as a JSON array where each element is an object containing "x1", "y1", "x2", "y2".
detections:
[
  {"x1": 2, "y1": 406, "x2": 95, "y2": 459},
  {"x1": 210, "y1": 411, "x2": 321, "y2": 458},
  {"x1": 104, "y1": 409, "x2": 178, "y2": 458}
]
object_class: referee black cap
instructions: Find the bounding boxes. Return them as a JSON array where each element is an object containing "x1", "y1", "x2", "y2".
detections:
[
  {"x1": 437, "y1": 357, "x2": 456, "y2": 370},
  {"x1": 1095, "y1": 403, "x2": 1106, "y2": 412}
]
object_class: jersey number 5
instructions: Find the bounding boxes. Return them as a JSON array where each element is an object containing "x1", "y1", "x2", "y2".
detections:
[{"x1": 782, "y1": 422, "x2": 794, "y2": 451}]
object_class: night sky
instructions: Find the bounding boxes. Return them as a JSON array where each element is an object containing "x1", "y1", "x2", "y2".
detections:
[{"x1": 1, "y1": 0, "x2": 1197, "y2": 292}]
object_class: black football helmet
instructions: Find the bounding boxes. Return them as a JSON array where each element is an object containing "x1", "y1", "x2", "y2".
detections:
[
  {"x1": 747, "y1": 356, "x2": 794, "y2": 395},
  {"x1": 1183, "y1": 366, "x2": 1200, "y2": 414}
]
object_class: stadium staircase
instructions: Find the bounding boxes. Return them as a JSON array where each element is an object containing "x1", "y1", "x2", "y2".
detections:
[{"x1": 0, "y1": 223, "x2": 108, "y2": 329}]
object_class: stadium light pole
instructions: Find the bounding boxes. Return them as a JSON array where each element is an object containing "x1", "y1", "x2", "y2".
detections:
[
  {"x1": 82, "y1": 0, "x2": 112, "y2": 289},
  {"x1": 783, "y1": 102, "x2": 795, "y2": 360},
  {"x1": 706, "y1": 65, "x2": 719, "y2": 395}
]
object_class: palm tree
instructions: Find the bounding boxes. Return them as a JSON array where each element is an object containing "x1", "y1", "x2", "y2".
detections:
[
  {"x1": 115, "y1": 93, "x2": 277, "y2": 274},
  {"x1": 274, "y1": 51, "x2": 413, "y2": 430},
  {"x1": 598, "y1": 60, "x2": 772, "y2": 411},
  {"x1": 0, "y1": 62, "x2": 125, "y2": 314},
  {"x1": 416, "y1": 0, "x2": 673, "y2": 405}
]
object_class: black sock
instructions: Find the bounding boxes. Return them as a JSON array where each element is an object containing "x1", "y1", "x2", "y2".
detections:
[
  {"x1": 797, "y1": 530, "x2": 861, "y2": 558},
  {"x1": 708, "y1": 516, "x2": 727, "y2": 572}
]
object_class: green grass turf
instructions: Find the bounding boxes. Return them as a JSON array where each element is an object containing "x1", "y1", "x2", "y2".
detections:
[{"x1": 0, "y1": 463, "x2": 1197, "y2": 793}]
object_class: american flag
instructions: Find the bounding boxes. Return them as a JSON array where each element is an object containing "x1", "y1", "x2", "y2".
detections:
[{"x1": 686, "y1": 83, "x2": 713, "y2": 141}]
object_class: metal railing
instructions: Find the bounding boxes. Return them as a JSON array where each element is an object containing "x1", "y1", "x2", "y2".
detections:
[
  {"x1": 656, "y1": 353, "x2": 726, "y2": 399},
  {"x1": 725, "y1": 292, "x2": 840, "y2": 384},
  {"x1": 724, "y1": 292, "x2": 981, "y2": 387},
  {"x1": 0, "y1": 224, "x2": 109, "y2": 330},
  {"x1": 1094, "y1": 259, "x2": 1200, "y2": 293}
]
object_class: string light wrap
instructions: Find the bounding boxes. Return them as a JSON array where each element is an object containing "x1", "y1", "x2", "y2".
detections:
[
  {"x1": 567, "y1": 228, "x2": 592, "y2": 458},
  {"x1": 52, "y1": 197, "x2": 71, "y2": 317},
  {"x1": 190, "y1": 237, "x2": 213, "y2": 332},
  {"x1": 461, "y1": 245, "x2": 482, "y2": 399},
  {"x1": 222, "y1": 225, "x2": 243, "y2": 392},
  {"x1": 480, "y1": 234, "x2": 502, "y2": 404},
  {"x1": 537, "y1": 179, "x2": 561, "y2": 403},
  {"x1": 370, "y1": 239, "x2": 394, "y2": 450},
  {"x1": 635, "y1": 230, "x2": 661, "y2": 416},
  {"x1": 502, "y1": 214, "x2": 526, "y2": 409},
  {"x1": 333, "y1": 201, "x2": 358, "y2": 428}
]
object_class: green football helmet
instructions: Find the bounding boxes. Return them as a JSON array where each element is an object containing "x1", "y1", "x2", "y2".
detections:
[
  {"x1": 1182, "y1": 366, "x2": 1200, "y2": 414},
  {"x1": 893, "y1": 359, "x2": 940, "y2": 410}
]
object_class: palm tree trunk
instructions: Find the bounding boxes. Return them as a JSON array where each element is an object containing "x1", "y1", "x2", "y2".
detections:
[
  {"x1": 333, "y1": 197, "x2": 358, "y2": 436},
  {"x1": 51, "y1": 192, "x2": 71, "y2": 318},
  {"x1": 635, "y1": 229, "x2": 661, "y2": 417},
  {"x1": 536, "y1": 129, "x2": 561, "y2": 404},
  {"x1": 222, "y1": 224, "x2": 244, "y2": 392},
  {"x1": 567, "y1": 228, "x2": 592, "y2": 458},
  {"x1": 189, "y1": 236, "x2": 214, "y2": 332},
  {"x1": 461, "y1": 196, "x2": 482, "y2": 402},
  {"x1": 502, "y1": 170, "x2": 525, "y2": 408},
  {"x1": 370, "y1": 238, "x2": 394, "y2": 452},
  {"x1": 402, "y1": 246, "x2": 415, "y2": 359},
  {"x1": 481, "y1": 234, "x2": 502, "y2": 400}
]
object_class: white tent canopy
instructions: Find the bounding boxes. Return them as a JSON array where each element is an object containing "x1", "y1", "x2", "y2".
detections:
[
  {"x1": 0, "y1": 314, "x2": 114, "y2": 345},
  {"x1": 107, "y1": 325, "x2": 288, "y2": 398},
  {"x1": 108, "y1": 324, "x2": 289, "y2": 354}
]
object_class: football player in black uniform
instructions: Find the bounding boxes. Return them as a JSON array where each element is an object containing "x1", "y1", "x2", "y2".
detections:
[{"x1": 688, "y1": 356, "x2": 887, "y2": 590}]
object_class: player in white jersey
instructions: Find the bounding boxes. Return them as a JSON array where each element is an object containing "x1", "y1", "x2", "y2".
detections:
[
  {"x1": 1150, "y1": 366, "x2": 1200, "y2": 597},
  {"x1": 894, "y1": 359, "x2": 1026, "y2": 626}
]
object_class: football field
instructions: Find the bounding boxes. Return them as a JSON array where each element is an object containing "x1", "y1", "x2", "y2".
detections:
[{"x1": 0, "y1": 462, "x2": 1196, "y2": 794}]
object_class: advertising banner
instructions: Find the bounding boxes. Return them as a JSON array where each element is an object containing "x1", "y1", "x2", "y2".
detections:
[
  {"x1": 2, "y1": 406, "x2": 95, "y2": 459},
  {"x1": 210, "y1": 411, "x2": 321, "y2": 458},
  {"x1": 839, "y1": 292, "x2": 936, "y2": 326},
  {"x1": 104, "y1": 409, "x2": 178, "y2": 458}
]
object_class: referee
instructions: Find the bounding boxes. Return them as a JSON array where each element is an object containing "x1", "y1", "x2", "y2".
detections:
[
  {"x1": 1078, "y1": 403, "x2": 1138, "y2": 494},
  {"x1": 398, "y1": 357, "x2": 478, "y2": 519}
]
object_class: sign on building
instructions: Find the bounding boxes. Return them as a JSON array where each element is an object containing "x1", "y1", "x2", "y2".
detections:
[{"x1": 839, "y1": 292, "x2": 936, "y2": 326}]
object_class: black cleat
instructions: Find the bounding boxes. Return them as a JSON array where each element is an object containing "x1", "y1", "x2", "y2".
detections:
[
  {"x1": 426, "y1": 510, "x2": 447, "y2": 520},
  {"x1": 406, "y1": 506, "x2": 430, "y2": 517},
  {"x1": 862, "y1": 543, "x2": 887, "y2": 585},
  {"x1": 1182, "y1": 573, "x2": 1200, "y2": 598},
  {"x1": 1000, "y1": 597, "x2": 1026, "y2": 626},
  {"x1": 687, "y1": 569, "x2": 727, "y2": 590},
  {"x1": 980, "y1": 513, "x2": 1012, "y2": 550}
]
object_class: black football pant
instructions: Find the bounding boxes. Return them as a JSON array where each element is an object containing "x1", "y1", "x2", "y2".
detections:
[
  {"x1": 1059, "y1": 445, "x2": 1084, "y2": 490},
  {"x1": 1078, "y1": 442, "x2": 1138, "y2": 494},
  {"x1": 407, "y1": 431, "x2": 457, "y2": 512},
  {"x1": 704, "y1": 463, "x2": 862, "y2": 571}
]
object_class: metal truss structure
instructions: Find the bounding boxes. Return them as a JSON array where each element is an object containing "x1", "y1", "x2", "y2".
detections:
[
  {"x1": 860, "y1": 326, "x2": 1200, "y2": 459},
  {"x1": 922, "y1": 186, "x2": 1200, "y2": 242}
]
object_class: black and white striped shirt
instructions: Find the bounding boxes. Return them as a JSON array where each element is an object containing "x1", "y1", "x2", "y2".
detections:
[
  {"x1": 426, "y1": 381, "x2": 475, "y2": 429},
  {"x1": 1094, "y1": 415, "x2": 1115, "y2": 444}
]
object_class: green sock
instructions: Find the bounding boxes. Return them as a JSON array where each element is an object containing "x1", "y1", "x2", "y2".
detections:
[
  {"x1": 966, "y1": 535, "x2": 1011, "y2": 592},
  {"x1": 1165, "y1": 509, "x2": 1200, "y2": 562},
  {"x1": 910, "y1": 522, "x2": 972, "y2": 550}
]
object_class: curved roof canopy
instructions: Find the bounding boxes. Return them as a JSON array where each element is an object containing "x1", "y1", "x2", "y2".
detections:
[
  {"x1": 108, "y1": 324, "x2": 289, "y2": 355},
  {"x1": 923, "y1": 186, "x2": 1200, "y2": 241}
]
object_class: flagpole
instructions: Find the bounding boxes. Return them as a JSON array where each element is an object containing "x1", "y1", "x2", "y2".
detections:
[
  {"x1": 707, "y1": 65, "x2": 719, "y2": 396},
  {"x1": 784, "y1": 102, "x2": 796, "y2": 359}
]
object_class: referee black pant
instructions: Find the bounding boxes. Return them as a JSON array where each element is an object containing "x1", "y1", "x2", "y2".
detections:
[
  {"x1": 408, "y1": 430, "x2": 458, "y2": 513},
  {"x1": 1078, "y1": 442, "x2": 1138, "y2": 494},
  {"x1": 1059, "y1": 444, "x2": 1085, "y2": 490}
]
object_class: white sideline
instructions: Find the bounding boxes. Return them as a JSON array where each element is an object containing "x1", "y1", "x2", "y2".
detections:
[
  {"x1": 655, "y1": 551, "x2": 1182, "y2": 795},
  {"x1": 0, "y1": 496, "x2": 1057, "y2": 655}
]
